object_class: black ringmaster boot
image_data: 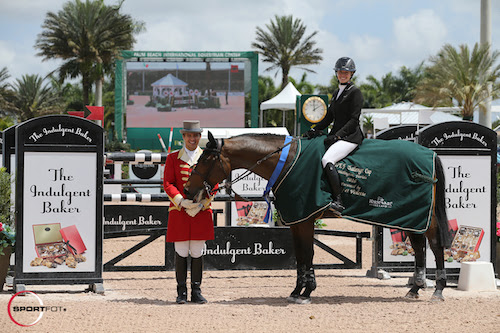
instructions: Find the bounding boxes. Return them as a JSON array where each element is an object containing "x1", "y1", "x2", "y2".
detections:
[
  {"x1": 175, "y1": 253, "x2": 188, "y2": 304},
  {"x1": 191, "y1": 256, "x2": 207, "y2": 304},
  {"x1": 324, "y1": 162, "x2": 345, "y2": 214}
]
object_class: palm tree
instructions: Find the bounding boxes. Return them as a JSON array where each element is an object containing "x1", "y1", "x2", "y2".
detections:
[
  {"x1": 361, "y1": 74, "x2": 395, "y2": 108},
  {"x1": 252, "y1": 15, "x2": 323, "y2": 90},
  {"x1": 0, "y1": 67, "x2": 14, "y2": 111},
  {"x1": 35, "y1": 0, "x2": 144, "y2": 106},
  {"x1": 11, "y1": 74, "x2": 64, "y2": 122},
  {"x1": 415, "y1": 43, "x2": 500, "y2": 120},
  {"x1": 393, "y1": 62, "x2": 425, "y2": 102},
  {"x1": 289, "y1": 73, "x2": 315, "y2": 94}
]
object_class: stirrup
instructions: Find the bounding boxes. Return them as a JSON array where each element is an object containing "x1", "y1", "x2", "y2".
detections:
[{"x1": 328, "y1": 201, "x2": 344, "y2": 214}]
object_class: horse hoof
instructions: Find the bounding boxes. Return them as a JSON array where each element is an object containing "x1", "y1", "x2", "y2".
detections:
[
  {"x1": 430, "y1": 294, "x2": 445, "y2": 302},
  {"x1": 286, "y1": 295, "x2": 299, "y2": 303},
  {"x1": 405, "y1": 291, "x2": 419, "y2": 299},
  {"x1": 295, "y1": 296, "x2": 312, "y2": 304}
]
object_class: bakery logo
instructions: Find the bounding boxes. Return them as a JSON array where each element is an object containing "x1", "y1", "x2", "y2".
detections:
[
  {"x1": 28, "y1": 124, "x2": 93, "y2": 143},
  {"x1": 398, "y1": 133, "x2": 415, "y2": 142},
  {"x1": 203, "y1": 241, "x2": 286, "y2": 263},
  {"x1": 104, "y1": 215, "x2": 163, "y2": 230},
  {"x1": 430, "y1": 130, "x2": 488, "y2": 147},
  {"x1": 29, "y1": 167, "x2": 92, "y2": 214},
  {"x1": 369, "y1": 196, "x2": 393, "y2": 209},
  {"x1": 7, "y1": 291, "x2": 67, "y2": 327}
]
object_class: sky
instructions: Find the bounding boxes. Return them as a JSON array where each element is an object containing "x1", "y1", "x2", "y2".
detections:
[{"x1": 0, "y1": 0, "x2": 499, "y2": 89}]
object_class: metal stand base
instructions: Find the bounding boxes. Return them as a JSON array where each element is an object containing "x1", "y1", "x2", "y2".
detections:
[
  {"x1": 366, "y1": 267, "x2": 391, "y2": 280},
  {"x1": 15, "y1": 284, "x2": 26, "y2": 293},
  {"x1": 90, "y1": 283, "x2": 105, "y2": 294}
]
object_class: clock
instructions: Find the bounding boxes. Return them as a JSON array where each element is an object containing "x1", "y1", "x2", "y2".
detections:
[{"x1": 302, "y1": 96, "x2": 327, "y2": 123}]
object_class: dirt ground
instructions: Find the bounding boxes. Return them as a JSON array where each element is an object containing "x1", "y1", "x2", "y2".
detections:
[{"x1": 1, "y1": 218, "x2": 500, "y2": 333}]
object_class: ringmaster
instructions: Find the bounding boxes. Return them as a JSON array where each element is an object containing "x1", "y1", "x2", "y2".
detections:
[{"x1": 163, "y1": 120, "x2": 215, "y2": 304}]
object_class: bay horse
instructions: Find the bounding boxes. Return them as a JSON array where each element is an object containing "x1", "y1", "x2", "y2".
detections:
[{"x1": 184, "y1": 132, "x2": 452, "y2": 303}]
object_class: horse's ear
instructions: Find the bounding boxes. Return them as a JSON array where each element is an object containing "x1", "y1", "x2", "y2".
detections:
[{"x1": 206, "y1": 131, "x2": 216, "y2": 149}]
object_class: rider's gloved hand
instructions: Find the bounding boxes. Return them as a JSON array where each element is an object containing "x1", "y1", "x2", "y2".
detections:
[{"x1": 302, "y1": 128, "x2": 322, "y2": 139}]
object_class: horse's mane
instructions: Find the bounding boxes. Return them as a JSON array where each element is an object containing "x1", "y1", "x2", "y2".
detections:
[{"x1": 230, "y1": 133, "x2": 285, "y2": 139}]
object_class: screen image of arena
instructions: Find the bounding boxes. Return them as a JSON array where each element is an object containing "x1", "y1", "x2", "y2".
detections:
[{"x1": 114, "y1": 51, "x2": 259, "y2": 147}]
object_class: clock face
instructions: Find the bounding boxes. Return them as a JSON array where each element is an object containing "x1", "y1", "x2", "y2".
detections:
[{"x1": 302, "y1": 96, "x2": 327, "y2": 123}]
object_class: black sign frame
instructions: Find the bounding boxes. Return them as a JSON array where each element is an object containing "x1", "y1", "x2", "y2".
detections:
[
  {"x1": 1, "y1": 124, "x2": 16, "y2": 173},
  {"x1": 14, "y1": 115, "x2": 104, "y2": 292},
  {"x1": 419, "y1": 121, "x2": 497, "y2": 279}
]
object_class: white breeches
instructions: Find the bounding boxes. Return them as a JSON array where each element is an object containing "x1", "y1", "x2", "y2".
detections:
[
  {"x1": 174, "y1": 240, "x2": 205, "y2": 258},
  {"x1": 321, "y1": 140, "x2": 358, "y2": 168}
]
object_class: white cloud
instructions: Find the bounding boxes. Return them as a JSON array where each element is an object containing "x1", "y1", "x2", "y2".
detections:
[
  {"x1": 0, "y1": 0, "x2": 63, "y2": 22},
  {"x1": 0, "y1": 41, "x2": 15, "y2": 66},
  {"x1": 350, "y1": 35, "x2": 384, "y2": 62},
  {"x1": 392, "y1": 9, "x2": 447, "y2": 63}
]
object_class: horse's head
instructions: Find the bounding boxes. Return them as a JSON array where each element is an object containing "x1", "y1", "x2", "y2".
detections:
[{"x1": 184, "y1": 131, "x2": 230, "y2": 201}]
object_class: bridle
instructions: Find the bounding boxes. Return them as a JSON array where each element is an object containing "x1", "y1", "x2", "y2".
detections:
[
  {"x1": 190, "y1": 136, "x2": 298, "y2": 201},
  {"x1": 189, "y1": 139, "x2": 228, "y2": 197}
]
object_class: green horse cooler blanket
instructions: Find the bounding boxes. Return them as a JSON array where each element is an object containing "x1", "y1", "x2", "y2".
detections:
[{"x1": 273, "y1": 137, "x2": 436, "y2": 232}]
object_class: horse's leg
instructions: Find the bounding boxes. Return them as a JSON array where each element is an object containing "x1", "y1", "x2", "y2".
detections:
[
  {"x1": 287, "y1": 223, "x2": 306, "y2": 302},
  {"x1": 299, "y1": 218, "x2": 317, "y2": 303},
  {"x1": 287, "y1": 218, "x2": 316, "y2": 304},
  {"x1": 425, "y1": 215, "x2": 447, "y2": 302},
  {"x1": 405, "y1": 233, "x2": 426, "y2": 299}
]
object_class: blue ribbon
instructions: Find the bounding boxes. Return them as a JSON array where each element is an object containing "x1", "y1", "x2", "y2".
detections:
[{"x1": 263, "y1": 135, "x2": 293, "y2": 223}]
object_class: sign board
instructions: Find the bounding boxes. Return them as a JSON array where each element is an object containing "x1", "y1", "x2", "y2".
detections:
[
  {"x1": 373, "y1": 122, "x2": 497, "y2": 278},
  {"x1": 419, "y1": 121, "x2": 497, "y2": 276},
  {"x1": 372, "y1": 126, "x2": 420, "y2": 271},
  {"x1": 376, "y1": 125, "x2": 418, "y2": 142},
  {"x1": 202, "y1": 227, "x2": 295, "y2": 270},
  {"x1": 229, "y1": 169, "x2": 274, "y2": 226},
  {"x1": 104, "y1": 205, "x2": 168, "y2": 235},
  {"x1": 14, "y1": 115, "x2": 104, "y2": 291}
]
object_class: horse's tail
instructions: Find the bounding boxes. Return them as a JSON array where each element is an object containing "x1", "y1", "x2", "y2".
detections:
[{"x1": 434, "y1": 155, "x2": 453, "y2": 248}]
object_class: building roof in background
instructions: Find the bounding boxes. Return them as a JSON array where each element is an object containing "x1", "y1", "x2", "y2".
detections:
[{"x1": 362, "y1": 102, "x2": 462, "y2": 126}]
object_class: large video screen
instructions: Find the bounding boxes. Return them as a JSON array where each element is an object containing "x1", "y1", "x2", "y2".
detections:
[{"x1": 125, "y1": 61, "x2": 245, "y2": 128}]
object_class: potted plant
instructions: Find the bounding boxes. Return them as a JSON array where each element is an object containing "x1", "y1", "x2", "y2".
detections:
[{"x1": 0, "y1": 167, "x2": 14, "y2": 291}]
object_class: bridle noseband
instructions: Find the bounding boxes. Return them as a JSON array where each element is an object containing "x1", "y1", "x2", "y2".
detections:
[{"x1": 190, "y1": 138, "x2": 228, "y2": 196}]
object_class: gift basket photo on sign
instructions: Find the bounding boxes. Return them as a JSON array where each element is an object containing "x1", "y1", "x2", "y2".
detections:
[
  {"x1": 31, "y1": 223, "x2": 87, "y2": 269},
  {"x1": 235, "y1": 201, "x2": 270, "y2": 226},
  {"x1": 388, "y1": 229, "x2": 414, "y2": 257},
  {"x1": 444, "y1": 224, "x2": 484, "y2": 263}
]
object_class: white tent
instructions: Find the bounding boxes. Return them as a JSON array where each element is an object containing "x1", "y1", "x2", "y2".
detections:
[
  {"x1": 260, "y1": 82, "x2": 301, "y2": 111},
  {"x1": 151, "y1": 74, "x2": 189, "y2": 98},
  {"x1": 259, "y1": 82, "x2": 301, "y2": 132}
]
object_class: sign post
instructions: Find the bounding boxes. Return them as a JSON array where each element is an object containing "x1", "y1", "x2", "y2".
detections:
[{"x1": 14, "y1": 115, "x2": 104, "y2": 293}]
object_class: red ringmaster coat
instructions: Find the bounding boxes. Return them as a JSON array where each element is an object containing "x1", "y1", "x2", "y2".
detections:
[{"x1": 163, "y1": 146, "x2": 214, "y2": 242}]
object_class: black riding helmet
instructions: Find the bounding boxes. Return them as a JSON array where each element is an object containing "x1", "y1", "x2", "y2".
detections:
[{"x1": 334, "y1": 57, "x2": 356, "y2": 73}]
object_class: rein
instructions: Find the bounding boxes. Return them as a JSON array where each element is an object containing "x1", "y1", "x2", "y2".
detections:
[{"x1": 199, "y1": 136, "x2": 299, "y2": 201}]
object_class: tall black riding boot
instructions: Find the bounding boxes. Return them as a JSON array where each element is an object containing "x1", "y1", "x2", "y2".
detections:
[
  {"x1": 324, "y1": 162, "x2": 345, "y2": 213},
  {"x1": 191, "y1": 256, "x2": 207, "y2": 304},
  {"x1": 175, "y1": 253, "x2": 188, "y2": 304}
]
